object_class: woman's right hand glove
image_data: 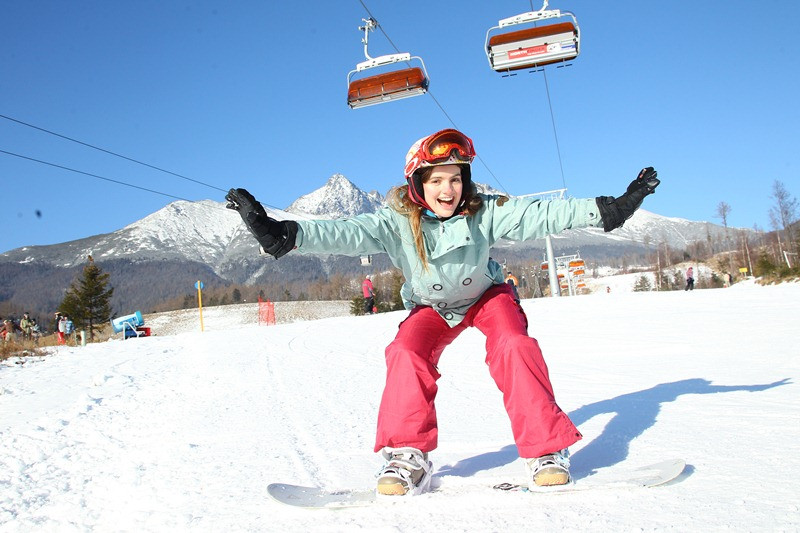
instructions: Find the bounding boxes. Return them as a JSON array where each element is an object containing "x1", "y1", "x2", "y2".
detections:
[
  {"x1": 225, "y1": 188, "x2": 297, "y2": 258},
  {"x1": 595, "y1": 167, "x2": 660, "y2": 232}
]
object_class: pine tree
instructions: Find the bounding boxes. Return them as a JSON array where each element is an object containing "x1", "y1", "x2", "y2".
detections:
[
  {"x1": 633, "y1": 275, "x2": 652, "y2": 292},
  {"x1": 59, "y1": 257, "x2": 114, "y2": 340}
]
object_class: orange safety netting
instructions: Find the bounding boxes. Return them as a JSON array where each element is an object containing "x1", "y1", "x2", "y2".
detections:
[{"x1": 258, "y1": 297, "x2": 276, "y2": 325}]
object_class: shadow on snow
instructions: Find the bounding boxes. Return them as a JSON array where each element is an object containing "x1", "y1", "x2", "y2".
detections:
[{"x1": 435, "y1": 377, "x2": 790, "y2": 480}]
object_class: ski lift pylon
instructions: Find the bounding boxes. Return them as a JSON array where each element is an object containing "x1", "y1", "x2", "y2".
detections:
[
  {"x1": 485, "y1": 0, "x2": 580, "y2": 73},
  {"x1": 347, "y1": 18, "x2": 430, "y2": 109}
]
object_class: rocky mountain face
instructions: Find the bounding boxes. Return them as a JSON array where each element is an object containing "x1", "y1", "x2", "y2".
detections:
[
  {"x1": 286, "y1": 174, "x2": 385, "y2": 219},
  {"x1": 1, "y1": 174, "x2": 740, "y2": 318}
]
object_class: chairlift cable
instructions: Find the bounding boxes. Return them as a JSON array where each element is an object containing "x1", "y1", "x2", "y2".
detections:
[
  {"x1": 0, "y1": 114, "x2": 324, "y2": 220},
  {"x1": 0, "y1": 147, "x2": 318, "y2": 221},
  {"x1": 527, "y1": 0, "x2": 568, "y2": 190},
  {"x1": 0, "y1": 148, "x2": 193, "y2": 202},
  {"x1": 0, "y1": 113, "x2": 228, "y2": 193},
  {"x1": 356, "y1": 0, "x2": 509, "y2": 194},
  {"x1": 541, "y1": 68, "x2": 567, "y2": 190}
]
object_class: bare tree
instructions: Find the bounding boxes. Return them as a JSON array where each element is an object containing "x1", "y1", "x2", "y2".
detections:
[
  {"x1": 715, "y1": 201, "x2": 734, "y2": 273},
  {"x1": 769, "y1": 180, "x2": 798, "y2": 261},
  {"x1": 715, "y1": 201, "x2": 732, "y2": 229}
]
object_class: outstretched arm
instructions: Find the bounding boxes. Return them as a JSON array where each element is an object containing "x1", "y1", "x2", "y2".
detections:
[
  {"x1": 595, "y1": 167, "x2": 660, "y2": 232},
  {"x1": 226, "y1": 188, "x2": 298, "y2": 259}
]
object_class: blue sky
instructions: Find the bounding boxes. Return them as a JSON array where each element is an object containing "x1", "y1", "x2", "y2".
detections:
[{"x1": 2, "y1": 1, "x2": 798, "y2": 253}]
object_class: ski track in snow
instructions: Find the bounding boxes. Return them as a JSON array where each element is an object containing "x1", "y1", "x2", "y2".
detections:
[{"x1": 1, "y1": 280, "x2": 799, "y2": 531}]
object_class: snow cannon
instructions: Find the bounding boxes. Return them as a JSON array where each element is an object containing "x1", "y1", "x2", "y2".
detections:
[
  {"x1": 111, "y1": 311, "x2": 150, "y2": 339},
  {"x1": 111, "y1": 311, "x2": 143, "y2": 333}
]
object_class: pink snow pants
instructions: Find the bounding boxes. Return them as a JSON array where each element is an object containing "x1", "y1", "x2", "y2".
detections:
[{"x1": 374, "y1": 284, "x2": 582, "y2": 458}]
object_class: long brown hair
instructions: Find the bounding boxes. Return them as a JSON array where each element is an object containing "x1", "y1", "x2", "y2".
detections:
[{"x1": 387, "y1": 165, "x2": 482, "y2": 270}]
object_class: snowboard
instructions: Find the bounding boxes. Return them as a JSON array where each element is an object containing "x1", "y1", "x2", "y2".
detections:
[{"x1": 267, "y1": 458, "x2": 685, "y2": 509}]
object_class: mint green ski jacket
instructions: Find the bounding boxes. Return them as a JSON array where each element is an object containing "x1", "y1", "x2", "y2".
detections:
[{"x1": 294, "y1": 194, "x2": 603, "y2": 327}]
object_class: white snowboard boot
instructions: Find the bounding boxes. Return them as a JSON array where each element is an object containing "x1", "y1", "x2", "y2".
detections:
[
  {"x1": 376, "y1": 447, "x2": 433, "y2": 496},
  {"x1": 526, "y1": 449, "x2": 571, "y2": 488}
]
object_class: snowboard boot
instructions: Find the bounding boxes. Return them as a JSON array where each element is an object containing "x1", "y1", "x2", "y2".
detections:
[
  {"x1": 376, "y1": 447, "x2": 432, "y2": 496},
  {"x1": 526, "y1": 449, "x2": 571, "y2": 488}
]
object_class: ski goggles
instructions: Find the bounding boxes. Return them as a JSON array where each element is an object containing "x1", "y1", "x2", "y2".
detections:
[{"x1": 404, "y1": 129, "x2": 476, "y2": 179}]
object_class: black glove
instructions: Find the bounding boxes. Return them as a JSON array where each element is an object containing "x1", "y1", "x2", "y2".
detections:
[
  {"x1": 595, "y1": 167, "x2": 660, "y2": 232},
  {"x1": 225, "y1": 188, "x2": 297, "y2": 258}
]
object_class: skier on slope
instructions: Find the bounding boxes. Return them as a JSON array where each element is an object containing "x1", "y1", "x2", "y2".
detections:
[
  {"x1": 226, "y1": 128, "x2": 660, "y2": 495},
  {"x1": 362, "y1": 275, "x2": 375, "y2": 314}
]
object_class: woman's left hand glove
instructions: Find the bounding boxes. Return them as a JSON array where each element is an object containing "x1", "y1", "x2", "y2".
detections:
[
  {"x1": 225, "y1": 188, "x2": 297, "y2": 258},
  {"x1": 595, "y1": 167, "x2": 660, "y2": 232}
]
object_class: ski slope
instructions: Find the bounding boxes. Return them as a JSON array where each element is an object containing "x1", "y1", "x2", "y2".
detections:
[{"x1": 2, "y1": 281, "x2": 798, "y2": 531}]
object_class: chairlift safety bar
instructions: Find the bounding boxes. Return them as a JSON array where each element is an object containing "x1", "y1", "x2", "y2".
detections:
[
  {"x1": 498, "y1": 9, "x2": 567, "y2": 28},
  {"x1": 355, "y1": 53, "x2": 412, "y2": 72}
]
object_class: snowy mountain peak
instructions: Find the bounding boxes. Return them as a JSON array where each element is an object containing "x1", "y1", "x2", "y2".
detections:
[
  {"x1": 474, "y1": 182, "x2": 506, "y2": 196},
  {"x1": 327, "y1": 173, "x2": 354, "y2": 187},
  {"x1": 285, "y1": 173, "x2": 385, "y2": 219}
]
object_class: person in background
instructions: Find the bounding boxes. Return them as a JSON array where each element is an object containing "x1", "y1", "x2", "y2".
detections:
[
  {"x1": 724, "y1": 272, "x2": 733, "y2": 287},
  {"x1": 505, "y1": 271, "x2": 520, "y2": 302},
  {"x1": 1, "y1": 317, "x2": 16, "y2": 344},
  {"x1": 20, "y1": 312, "x2": 33, "y2": 342},
  {"x1": 362, "y1": 275, "x2": 375, "y2": 315},
  {"x1": 63, "y1": 315, "x2": 75, "y2": 345},
  {"x1": 685, "y1": 267, "x2": 695, "y2": 291},
  {"x1": 226, "y1": 128, "x2": 660, "y2": 496},
  {"x1": 55, "y1": 312, "x2": 66, "y2": 345},
  {"x1": 30, "y1": 318, "x2": 41, "y2": 346}
]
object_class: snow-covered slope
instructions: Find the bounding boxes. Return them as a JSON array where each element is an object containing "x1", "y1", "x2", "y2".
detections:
[{"x1": 2, "y1": 281, "x2": 798, "y2": 531}]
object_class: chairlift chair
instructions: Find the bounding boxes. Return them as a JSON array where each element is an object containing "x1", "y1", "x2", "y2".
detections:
[
  {"x1": 347, "y1": 18, "x2": 430, "y2": 109},
  {"x1": 568, "y1": 259, "x2": 586, "y2": 269},
  {"x1": 485, "y1": 1, "x2": 580, "y2": 73}
]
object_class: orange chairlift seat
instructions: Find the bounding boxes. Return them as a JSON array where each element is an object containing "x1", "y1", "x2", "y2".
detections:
[
  {"x1": 485, "y1": 1, "x2": 580, "y2": 72},
  {"x1": 347, "y1": 18, "x2": 430, "y2": 109}
]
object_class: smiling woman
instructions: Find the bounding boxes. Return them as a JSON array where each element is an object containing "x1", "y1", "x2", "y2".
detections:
[
  {"x1": 225, "y1": 125, "x2": 660, "y2": 497},
  {"x1": 421, "y1": 164, "x2": 464, "y2": 219}
]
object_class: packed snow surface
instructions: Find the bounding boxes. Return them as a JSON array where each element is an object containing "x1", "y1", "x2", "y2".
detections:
[{"x1": 2, "y1": 281, "x2": 798, "y2": 531}]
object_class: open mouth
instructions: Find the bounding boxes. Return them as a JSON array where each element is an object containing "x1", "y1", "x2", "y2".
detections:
[{"x1": 437, "y1": 196, "x2": 456, "y2": 209}]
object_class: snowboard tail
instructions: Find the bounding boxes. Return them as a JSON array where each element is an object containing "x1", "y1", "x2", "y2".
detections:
[{"x1": 268, "y1": 483, "x2": 376, "y2": 509}]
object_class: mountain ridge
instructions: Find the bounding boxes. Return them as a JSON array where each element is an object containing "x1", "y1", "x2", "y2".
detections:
[{"x1": 0, "y1": 173, "x2": 746, "y2": 317}]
